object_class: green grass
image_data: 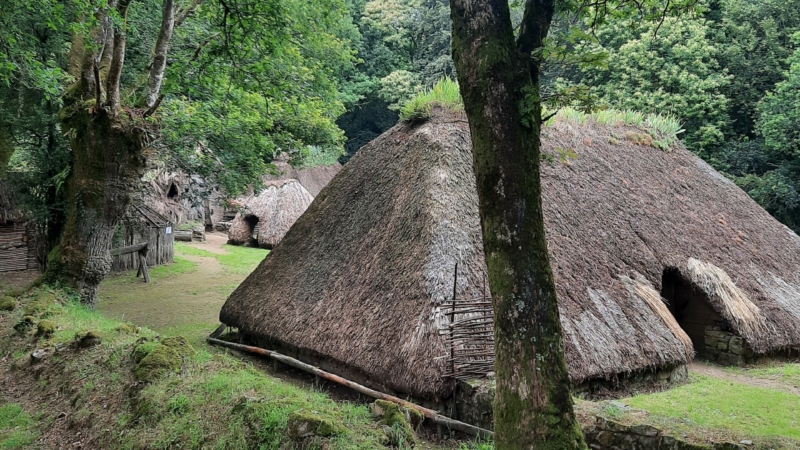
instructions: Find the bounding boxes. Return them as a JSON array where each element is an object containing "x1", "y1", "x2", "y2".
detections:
[
  {"x1": 104, "y1": 254, "x2": 197, "y2": 286},
  {"x1": 623, "y1": 374, "x2": 800, "y2": 440},
  {"x1": 547, "y1": 106, "x2": 684, "y2": 150},
  {"x1": 397, "y1": 78, "x2": 684, "y2": 150},
  {"x1": 0, "y1": 404, "x2": 38, "y2": 449},
  {"x1": 400, "y1": 78, "x2": 463, "y2": 122},
  {"x1": 174, "y1": 242, "x2": 268, "y2": 275},
  {"x1": 3, "y1": 286, "x2": 399, "y2": 449}
]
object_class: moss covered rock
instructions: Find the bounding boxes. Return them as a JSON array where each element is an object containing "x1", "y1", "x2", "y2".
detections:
[
  {"x1": 36, "y1": 320, "x2": 56, "y2": 337},
  {"x1": 14, "y1": 315, "x2": 36, "y2": 333},
  {"x1": 133, "y1": 340, "x2": 159, "y2": 364},
  {"x1": 370, "y1": 400, "x2": 419, "y2": 447},
  {"x1": 160, "y1": 336, "x2": 195, "y2": 355},
  {"x1": 134, "y1": 344, "x2": 183, "y2": 382},
  {"x1": 0, "y1": 296, "x2": 16, "y2": 311},
  {"x1": 286, "y1": 409, "x2": 345, "y2": 439},
  {"x1": 75, "y1": 331, "x2": 102, "y2": 348},
  {"x1": 115, "y1": 324, "x2": 139, "y2": 334}
]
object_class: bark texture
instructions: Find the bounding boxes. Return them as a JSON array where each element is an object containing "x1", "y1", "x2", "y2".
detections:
[
  {"x1": 145, "y1": 0, "x2": 175, "y2": 108},
  {"x1": 449, "y1": 0, "x2": 586, "y2": 448},
  {"x1": 51, "y1": 1, "x2": 153, "y2": 305}
]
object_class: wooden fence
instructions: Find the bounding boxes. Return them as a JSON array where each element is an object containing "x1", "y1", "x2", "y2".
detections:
[{"x1": 0, "y1": 223, "x2": 38, "y2": 273}]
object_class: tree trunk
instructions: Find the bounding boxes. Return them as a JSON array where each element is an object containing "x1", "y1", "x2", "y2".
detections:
[
  {"x1": 54, "y1": 102, "x2": 147, "y2": 305},
  {"x1": 449, "y1": 0, "x2": 586, "y2": 448},
  {"x1": 49, "y1": 3, "x2": 148, "y2": 306}
]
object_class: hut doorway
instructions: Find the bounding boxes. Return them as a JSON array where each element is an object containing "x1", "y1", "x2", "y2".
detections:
[
  {"x1": 243, "y1": 215, "x2": 260, "y2": 247},
  {"x1": 661, "y1": 268, "x2": 723, "y2": 358}
]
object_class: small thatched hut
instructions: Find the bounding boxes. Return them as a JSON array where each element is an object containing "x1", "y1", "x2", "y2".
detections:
[
  {"x1": 227, "y1": 179, "x2": 314, "y2": 249},
  {"x1": 220, "y1": 109, "x2": 800, "y2": 404},
  {"x1": 111, "y1": 203, "x2": 174, "y2": 272}
]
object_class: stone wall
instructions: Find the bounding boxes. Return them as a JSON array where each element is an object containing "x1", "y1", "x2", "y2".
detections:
[
  {"x1": 584, "y1": 417, "x2": 747, "y2": 450},
  {"x1": 704, "y1": 326, "x2": 753, "y2": 366},
  {"x1": 455, "y1": 365, "x2": 688, "y2": 431}
]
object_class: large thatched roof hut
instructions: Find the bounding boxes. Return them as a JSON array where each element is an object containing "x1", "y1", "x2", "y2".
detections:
[
  {"x1": 227, "y1": 179, "x2": 314, "y2": 249},
  {"x1": 220, "y1": 108, "x2": 800, "y2": 402}
]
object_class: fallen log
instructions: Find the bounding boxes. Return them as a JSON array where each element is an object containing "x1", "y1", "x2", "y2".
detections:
[{"x1": 206, "y1": 334, "x2": 492, "y2": 439}]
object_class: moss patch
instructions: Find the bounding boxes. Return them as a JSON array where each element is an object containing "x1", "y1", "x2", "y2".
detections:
[
  {"x1": 0, "y1": 297, "x2": 16, "y2": 312},
  {"x1": 134, "y1": 344, "x2": 183, "y2": 382},
  {"x1": 75, "y1": 331, "x2": 102, "y2": 348},
  {"x1": 371, "y1": 400, "x2": 418, "y2": 447},
  {"x1": 286, "y1": 408, "x2": 345, "y2": 439},
  {"x1": 36, "y1": 320, "x2": 56, "y2": 338}
]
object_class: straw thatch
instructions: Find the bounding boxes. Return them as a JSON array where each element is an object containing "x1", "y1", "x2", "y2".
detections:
[
  {"x1": 268, "y1": 154, "x2": 342, "y2": 197},
  {"x1": 227, "y1": 179, "x2": 314, "y2": 249},
  {"x1": 221, "y1": 108, "x2": 800, "y2": 400}
]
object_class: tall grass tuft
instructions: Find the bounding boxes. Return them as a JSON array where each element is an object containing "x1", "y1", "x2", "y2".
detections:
[
  {"x1": 401, "y1": 83, "x2": 684, "y2": 150},
  {"x1": 399, "y1": 78, "x2": 463, "y2": 122}
]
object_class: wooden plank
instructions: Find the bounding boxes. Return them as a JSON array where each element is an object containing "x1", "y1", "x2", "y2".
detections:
[
  {"x1": 111, "y1": 242, "x2": 148, "y2": 256},
  {"x1": 139, "y1": 249, "x2": 150, "y2": 283}
]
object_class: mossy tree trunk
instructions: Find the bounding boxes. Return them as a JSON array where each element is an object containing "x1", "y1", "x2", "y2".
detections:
[
  {"x1": 449, "y1": 0, "x2": 586, "y2": 448},
  {"x1": 51, "y1": 0, "x2": 173, "y2": 305}
]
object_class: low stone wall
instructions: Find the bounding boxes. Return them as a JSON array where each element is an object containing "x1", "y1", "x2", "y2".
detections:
[
  {"x1": 584, "y1": 417, "x2": 746, "y2": 450},
  {"x1": 704, "y1": 326, "x2": 753, "y2": 366},
  {"x1": 456, "y1": 365, "x2": 688, "y2": 431}
]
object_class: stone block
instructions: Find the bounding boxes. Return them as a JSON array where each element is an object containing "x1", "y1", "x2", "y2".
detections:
[{"x1": 728, "y1": 337, "x2": 743, "y2": 355}]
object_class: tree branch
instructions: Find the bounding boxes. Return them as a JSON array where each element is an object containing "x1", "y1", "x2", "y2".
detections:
[
  {"x1": 145, "y1": 0, "x2": 176, "y2": 108},
  {"x1": 516, "y1": 0, "x2": 556, "y2": 56},
  {"x1": 175, "y1": 0, "x2": 202, "y2": 28},
  {"x1": 144, "y1": 94, "x2": 164, "y2": 117},
  {"x1": 106, "y1": 0, "x2": 133, "y2": 113}
]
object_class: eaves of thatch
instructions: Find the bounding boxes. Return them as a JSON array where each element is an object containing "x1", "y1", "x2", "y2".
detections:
[{"x1": 221, "y1": 108, "x2": 800, "y2": 400}]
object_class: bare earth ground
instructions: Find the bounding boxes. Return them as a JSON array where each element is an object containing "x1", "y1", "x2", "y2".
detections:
[{"x1": 97, "y1": 233, "x2": 236, "y2": 331}]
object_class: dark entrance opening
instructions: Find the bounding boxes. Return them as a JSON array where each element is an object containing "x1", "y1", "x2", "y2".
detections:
[
  {"x1": 167, "y1": 183, "x2": 179, "y2": 199},
  {"x1": 243, "y1": 215, "x2": 259, "y2": 247},
  {"x1": 661, "y1": 268, "x2": 723, "y2": 358}
]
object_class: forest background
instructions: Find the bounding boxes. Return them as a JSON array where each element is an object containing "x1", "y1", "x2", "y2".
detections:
[{"x1": 2, "y1": 0, "x2": 800, "y2": 258}]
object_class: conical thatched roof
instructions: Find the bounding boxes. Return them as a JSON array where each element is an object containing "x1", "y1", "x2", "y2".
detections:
[
  {"x1": 220, "y1": 109, "x2": 800, "y2": 400},
  {"x1": 227, "y1": 179, "x2": 314, "y2": 249}
]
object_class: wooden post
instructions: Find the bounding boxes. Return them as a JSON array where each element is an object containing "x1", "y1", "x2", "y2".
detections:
[
  {"x1": 138, "y1": 247, "x2": 150, "y2": 283},
  {"x1": 450, "y1": 263, "x2": 458, "y2": 420}
]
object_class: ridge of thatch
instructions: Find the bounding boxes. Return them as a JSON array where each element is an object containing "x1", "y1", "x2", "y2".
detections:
[
  {"x1": 227, "y1": 179, "x2": 314, "y2": 249},
  {"x1": 221, "y1": 108, "x2": 800, "y2": 400}
]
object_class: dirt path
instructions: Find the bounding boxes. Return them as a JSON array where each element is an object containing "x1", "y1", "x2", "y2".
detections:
[
  {"x1": 97, "y1": 235, "x2": 243, "y2": 332},
  {"x1": 689, "y1": 362, "x2": 800, "y2": 396}
]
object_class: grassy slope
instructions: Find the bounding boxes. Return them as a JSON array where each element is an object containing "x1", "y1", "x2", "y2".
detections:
[{"x1": 0, "y1": 287, "x2": 426, "y2": 449}]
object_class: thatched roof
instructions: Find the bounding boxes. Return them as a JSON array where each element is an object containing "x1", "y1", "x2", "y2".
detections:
[
  {"x1": 268, "y1": 155, "x2": 342, "y2": 197},
  {"x1": 227, "y1": 179, "x2": 314, "y2": 249},
  {"x1": 220, "y1": 109, "x2": 800, "y2": 400}
]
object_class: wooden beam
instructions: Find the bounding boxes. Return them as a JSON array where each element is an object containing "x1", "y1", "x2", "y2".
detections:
[
  {"x1": 206, "y1": 335, "x2": 493, "y2": 439},
  {"x1": 111, "y1": 242, "x2": 148, "y2": 256}
]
